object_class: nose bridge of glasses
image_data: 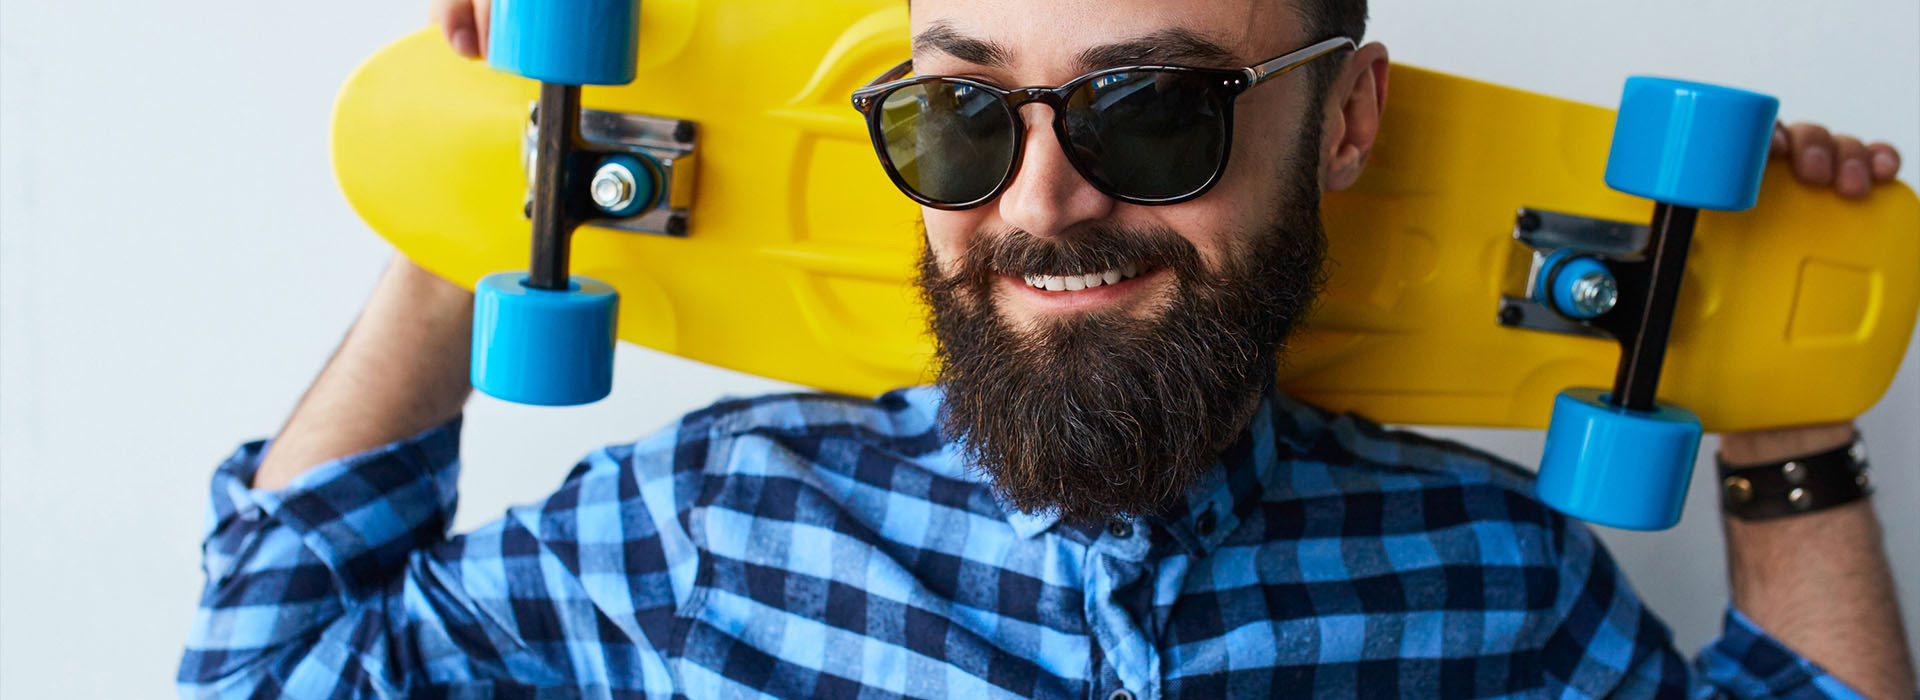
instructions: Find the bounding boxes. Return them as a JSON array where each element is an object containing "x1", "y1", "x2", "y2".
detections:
[
  {"x1": 998, "y1": 86, "x2": 1111, "y2": 212},
  {"x1": 1001, "y1": 87, "x2": 1076, "y2": 161},
  {"x1": 1003, "y1": 85, "x2": 1068, "y2": 111}
]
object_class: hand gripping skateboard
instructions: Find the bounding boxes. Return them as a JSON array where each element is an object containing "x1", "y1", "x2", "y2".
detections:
[{"x1": 332, "y1": 2, "x2": 1919, "y2": 529}]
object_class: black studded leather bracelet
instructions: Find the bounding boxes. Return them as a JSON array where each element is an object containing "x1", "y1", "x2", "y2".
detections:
[{"x1": 1716, "y1": 434, "x2": 1872, "y2": 520}]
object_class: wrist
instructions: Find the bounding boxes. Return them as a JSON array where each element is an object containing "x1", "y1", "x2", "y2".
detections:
[
  {"x1": 1717, "y1": 424, "x2": 1871, "y2": 521},
  {"x1": 1719, "y1": 422, "x2": 1855, "y2": 465},
  {"x1": 380, "y1": 254, "x2": 473, "y2": 310}
]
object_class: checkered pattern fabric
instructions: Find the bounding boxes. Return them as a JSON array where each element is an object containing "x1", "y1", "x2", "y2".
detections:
[{"x1": 180, "y1": 387, "x2": 1860, "y2": 699}]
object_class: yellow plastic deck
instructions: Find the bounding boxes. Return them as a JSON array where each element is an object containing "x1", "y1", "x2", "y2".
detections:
[{"x1": 331, "y1": 3, "x2": 1918, "y2": 430}]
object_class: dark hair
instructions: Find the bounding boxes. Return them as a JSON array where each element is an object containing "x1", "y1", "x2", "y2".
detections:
[
  {"x1": 1300, "y1": 0, "x2": 1368, "y2": 42},
  {"x1": 1296, "y1": 0, "x2": 1368, "y2": 93}
]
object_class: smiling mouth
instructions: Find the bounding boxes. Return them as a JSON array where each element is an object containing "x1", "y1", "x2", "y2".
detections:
[{"x1": 1019, "y1": 261, "x2": 1151, "y2": 292}]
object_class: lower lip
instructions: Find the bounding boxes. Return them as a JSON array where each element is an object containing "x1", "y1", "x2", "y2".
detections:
[{"x1": 999, "y1": 268, "x2": 1166, "y2": 313}]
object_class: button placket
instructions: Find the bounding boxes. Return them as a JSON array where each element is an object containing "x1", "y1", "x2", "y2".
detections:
[{"x1": 1085, "y1": 538, "x2": 1159, "y2": 700}]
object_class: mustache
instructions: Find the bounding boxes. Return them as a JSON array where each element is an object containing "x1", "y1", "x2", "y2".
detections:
[{"x1": 958, "y1": 224, "x2": 1205, "y2": 285}]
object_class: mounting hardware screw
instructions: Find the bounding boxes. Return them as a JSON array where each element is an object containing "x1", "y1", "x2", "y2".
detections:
[
  {"x1": 590, "y1": 161, "x2": 639, "y2": 213},
  {"x1": 1498, "y1": 305, "x2": 1524, "y2": 326},
  {"x1": 1516, "y1": 210, "x2": 1543, "y2": 233},
  {"x1": 1568, "y1": 271, "x2": 1618, "y2": 318}
]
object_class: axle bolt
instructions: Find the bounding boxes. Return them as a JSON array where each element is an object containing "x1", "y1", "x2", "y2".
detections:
[
  {"x1": 1569, "y1": 271, "x2": 1619, "y2": 318},
  {"x1": 591, "y1": 162, "x2": 639, "y2": 213}
]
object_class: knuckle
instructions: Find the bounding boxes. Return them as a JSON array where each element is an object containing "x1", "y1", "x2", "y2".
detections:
[{"x1": 1791, "y1": 123, "x2": 1833, "y2": 145}]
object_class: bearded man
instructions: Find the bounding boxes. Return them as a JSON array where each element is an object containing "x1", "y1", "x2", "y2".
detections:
[{"x1": 179, "y1": 0, "x2": 1915, "y2": 697}]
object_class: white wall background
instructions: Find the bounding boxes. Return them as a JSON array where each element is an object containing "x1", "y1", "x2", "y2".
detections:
[{"x1": 1, "y1": 1, "x2": 1914, "y2": 697}]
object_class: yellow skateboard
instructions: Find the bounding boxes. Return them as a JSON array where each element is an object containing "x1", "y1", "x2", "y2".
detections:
[{"x1": 331, "y1": 2, "x2": 1918, "y2": 432}]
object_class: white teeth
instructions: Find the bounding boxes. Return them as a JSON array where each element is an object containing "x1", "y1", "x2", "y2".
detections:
[{"x1": 1024, "y1": 263, "x2": 1148, "y2": 292}]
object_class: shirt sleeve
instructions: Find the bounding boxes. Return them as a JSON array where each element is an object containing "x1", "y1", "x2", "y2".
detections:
[
  {"x1": 1537, "y1": 512, "x2": 1865, "y2": 699},
  {"x1": 176, "y1": 416, "x2": 702, "y2": 699}
]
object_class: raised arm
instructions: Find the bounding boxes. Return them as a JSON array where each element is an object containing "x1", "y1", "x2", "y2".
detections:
[
  {"x1": 251, "y1": 254, "x2": 474, "y2": 490},
  {"x1": 1720, "y1": 425, "x2": 1915, "y2": 699},
  {"x1": 1710, "y1": 125, "x2": 1913, "y2": 699}
]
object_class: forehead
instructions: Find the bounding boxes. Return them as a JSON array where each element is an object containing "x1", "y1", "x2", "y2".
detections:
[{"x1": 908, "y1": 0, "x2": 1306, "y2": 75}]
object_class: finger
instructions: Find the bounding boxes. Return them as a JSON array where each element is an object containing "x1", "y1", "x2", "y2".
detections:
[
  {"x1": 1784, "y1": 122, "x2": 1836, "y2": 186},
  {"x1": 432, "y1": 0, "x2": 481, "y2": 59},
  {"x1": 1770, "y1": 122, "x2": 1789, "y2": 157},
  {"x1": 1832, "y1": 135, "x2": 1870, "y2": 199},
  {"x1": 474, "y1": 0, "x2": 491, "y2": 59},
  {"x1": 1867, "y1": 142, "x2": 1901, "y2": 182}
]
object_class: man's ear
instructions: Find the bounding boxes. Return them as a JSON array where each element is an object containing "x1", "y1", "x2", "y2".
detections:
[{"x1": 1319, "y1": 41, "x2": 1390, "y2": 192}]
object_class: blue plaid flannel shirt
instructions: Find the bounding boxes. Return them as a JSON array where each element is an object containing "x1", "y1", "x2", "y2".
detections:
[{"x1": 180, "y1": 387, "x2": 1860, "y2": 699}]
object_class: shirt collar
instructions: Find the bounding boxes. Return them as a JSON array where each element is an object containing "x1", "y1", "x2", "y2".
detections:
[{"x1": 1151, "y1": 389, "x2": 1321, "y2": 556}]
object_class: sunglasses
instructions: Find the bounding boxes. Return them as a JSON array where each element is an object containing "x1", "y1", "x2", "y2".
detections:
[{"x1": 851, "y1": 36, "x2": 1356, "y2": 210}]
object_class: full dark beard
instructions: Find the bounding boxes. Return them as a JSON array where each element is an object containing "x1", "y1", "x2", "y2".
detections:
[{"x1": 919, "y1": 162, "x2": 1328, "y2": 524}]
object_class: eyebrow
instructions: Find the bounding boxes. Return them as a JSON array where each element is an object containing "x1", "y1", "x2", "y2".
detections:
[
  {"x1": 912, "y1": 21, "x2": 1011, "y2": 67},
  {"x1": 1075, "y1": 28, "x2": 1241, "y2": 71},
  {"x1": 910, "y1": 23, "x2": 1242, "y2": 73}
]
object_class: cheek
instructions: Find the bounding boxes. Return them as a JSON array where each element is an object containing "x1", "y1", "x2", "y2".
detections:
[
  {"x1": 1149, "y1": 199, "x2": 1256, "y2": 274},
  {"x1": 1155, "y1": 106, "x2": 1309, "y2": 270},
  {"x1": 1213, "y1": 89, "x2": 1315, "y2": 198},
  {"x1": 921, "y1": 207, "x2": 984, "y2": 275}
]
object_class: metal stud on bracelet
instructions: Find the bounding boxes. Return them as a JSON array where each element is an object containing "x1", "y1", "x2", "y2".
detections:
[{"x1": 1715, "y1": 433, "x2": 1872, "y2": 521}]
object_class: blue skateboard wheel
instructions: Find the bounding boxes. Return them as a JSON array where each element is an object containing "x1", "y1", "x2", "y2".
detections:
[
  {"x1": 1605, "y1": 77, "x2": 1779, "y2": 211},
  {"x1": 488, "y1": 0, "x2": 639, "y2": 86},
  {"x1": 1536, "y1": 387, "x2": 1703, "y2": 531},
  {"x1": 471, "y1": 272, "x2": 619, "y2": 406}
]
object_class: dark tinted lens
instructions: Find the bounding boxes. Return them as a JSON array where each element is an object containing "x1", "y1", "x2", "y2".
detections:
[
  {"x1": 877, "y1": 81, "x2": 1016, "y2": 205},
  {"x1": 1063, "y1": 71, "x2": 1226, "y2": 200}
]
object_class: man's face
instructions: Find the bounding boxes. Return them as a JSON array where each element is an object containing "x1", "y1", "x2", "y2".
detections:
[
  {"x1": 911, "y1": 0, "x2": 1338, "y2": 523},
  {"x1": 914, "y1": 0, "x2": 1326, "y2": 328}
]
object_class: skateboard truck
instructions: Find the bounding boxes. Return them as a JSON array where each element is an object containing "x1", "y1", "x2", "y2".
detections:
[
  {"x1": 1523, "y1": 77, "x2": 1780, "y2": 530},
  {"x1": 1499, "y1": 209, "x2": 1648, "y2": 339},
  {"x1": 522, "y1": 105, "x2": 698, "y2": 238},
  {"x1": 468, "y1": 0, "x2": 646, "y2": 406}
]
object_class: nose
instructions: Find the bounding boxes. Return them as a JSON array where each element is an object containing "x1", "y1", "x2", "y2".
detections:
[{"x1": 995, "y1": 103, "x2": 1115, "y2": 237}]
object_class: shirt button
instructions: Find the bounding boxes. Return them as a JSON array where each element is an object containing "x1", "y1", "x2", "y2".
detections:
[
  {"x1": 1107, "y1": 689, "x2": 1135, "y2": 700},
  {"x1": 1106, "y1": 519, "x2": 1132, "y2": 539}
]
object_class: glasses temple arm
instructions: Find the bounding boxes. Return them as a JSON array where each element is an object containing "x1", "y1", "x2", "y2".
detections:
[
  {"x1": 861, "y1": 60, "x2": 914, "y2": 89},
  {"x1": 1243, "y1": 37, "x2": 1358, "y2": 86}
]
